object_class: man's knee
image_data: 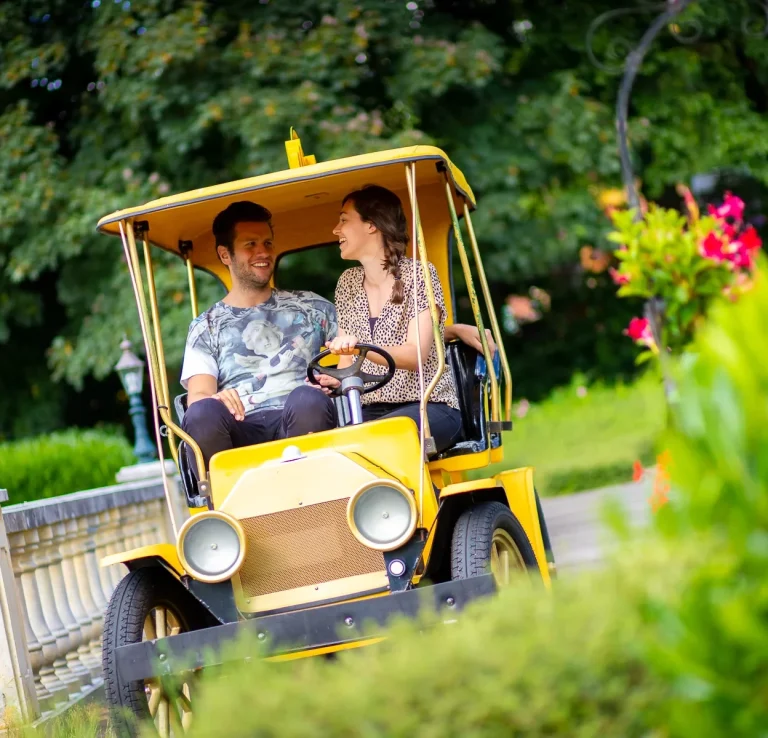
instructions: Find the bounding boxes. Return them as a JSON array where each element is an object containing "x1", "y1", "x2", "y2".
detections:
[
  {"x1": 183, "y1": 397, "x2": 231, "y2": 436},
  {"x1": 282, "y1": 386, "x2": 336, "y2": 433},
  {"x1": 286, "y1": 385, "x2": 332, "y2": 412}
]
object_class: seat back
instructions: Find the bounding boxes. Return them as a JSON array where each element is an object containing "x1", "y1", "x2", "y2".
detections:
[
  {"x1": 174, "y1": 393, "x2": 188, "y2": 425},
  {"x1": 445, "y1": 341, "x2": 484, "y2": 443},
  {"x1": 435, "y1": 341, "x2": 489, "y2": 458},
  {"x1": 172, "y1": 393, "x2": 208, "y2": 506}
]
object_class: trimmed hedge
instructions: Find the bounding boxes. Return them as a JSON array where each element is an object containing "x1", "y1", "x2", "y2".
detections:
[
  {"x1": 0, "y1": 428, "x2": 134, "y2": 504},
  {"x1": 176, "y1": 541, "x2": 683, "y2": 738}
]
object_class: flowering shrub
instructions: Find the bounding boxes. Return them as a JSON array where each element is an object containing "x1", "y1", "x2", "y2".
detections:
[{"x1": 609, "y1": 190, "x2": 761, "y2": 360}]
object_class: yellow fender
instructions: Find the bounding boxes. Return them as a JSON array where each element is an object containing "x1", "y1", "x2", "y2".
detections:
[
  {"x1": 494, "y1": 467, "x2": 550, "y2": 586},
  {"x1": 100, "y1": 543, "x2": 185, "y2": 580},
  {"x1": 440, "y1": 468, "x2": 550, "y2": 586}
]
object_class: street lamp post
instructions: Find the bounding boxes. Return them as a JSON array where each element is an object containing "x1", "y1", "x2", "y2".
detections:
[{"x1": 115, "y1": 338, "x2": 157, "y2": 464}]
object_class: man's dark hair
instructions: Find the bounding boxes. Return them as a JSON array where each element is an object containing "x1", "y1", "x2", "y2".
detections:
[{"x1": 212, "y1": 201, "x2": 273, "y2": 255}]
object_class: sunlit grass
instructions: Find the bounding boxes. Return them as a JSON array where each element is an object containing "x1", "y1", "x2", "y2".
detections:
[
  {"x1": 5, "y1": 703, "x2": 112, "y2": 738},
  {"x1": 478, "y1": 372, "x2": 666, "y2": 495}
]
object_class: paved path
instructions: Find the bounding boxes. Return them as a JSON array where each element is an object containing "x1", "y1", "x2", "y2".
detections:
[{"x1": 541, "y1": 477, "x2": 654, "y2": 572}]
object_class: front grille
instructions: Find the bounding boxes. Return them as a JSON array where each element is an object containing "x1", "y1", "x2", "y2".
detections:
[{"x1": 238, "y1": 498, "x2": 384, "y2": 598}]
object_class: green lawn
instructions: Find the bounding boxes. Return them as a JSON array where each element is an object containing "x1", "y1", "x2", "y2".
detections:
[{"x1": 475, "y1": 373, "x2": 666, "y2": 496}]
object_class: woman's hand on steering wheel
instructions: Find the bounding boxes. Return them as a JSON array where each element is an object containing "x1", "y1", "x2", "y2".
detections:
[
  {"x1": 326, "y1": 334, "x2": 359, "y2": 356},
  {"x1": 306, "y1": 342, "x2": 396, "y2": 396}
]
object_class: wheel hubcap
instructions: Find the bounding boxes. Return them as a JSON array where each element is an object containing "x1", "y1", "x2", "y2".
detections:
[
  {"x1": 490, "y1": 529, "x2": 526, "y2": 586},
  {"x1": 143, "y1": 606, "x2": 193, "y2": 736}
]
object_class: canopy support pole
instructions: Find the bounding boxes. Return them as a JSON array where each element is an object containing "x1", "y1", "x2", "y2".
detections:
[
  {"x1": 141, "y1": 229, "x2": 179, "y2": 467},
  {"x1": 441, "y1": 171, "x2": 500, "y2": 424},
  {"x1": 404, "y1": 163, "x2": 445, "y2": 460},
  {"x1": 462, "y1": 204, "x2": 513, "y2": 423},
  {"x1": 120, "y1": 221, "x2": 209, "y2": 509},
  {"x1": 180, "y1": 241, "x2": 199, "y2": 319}
]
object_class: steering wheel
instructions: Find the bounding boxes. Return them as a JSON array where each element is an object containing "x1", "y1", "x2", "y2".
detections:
[{"x1": 307, "y1": 343, "x2": 396, "y2": 396}]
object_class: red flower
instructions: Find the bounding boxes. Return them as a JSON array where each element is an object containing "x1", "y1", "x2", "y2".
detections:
[
  {"x1": 624, "y1": 317, "x2": 653, "y2": 346},
  {"x1": 609, "y1": 267, "x2": 630, "y2": 285},
  {"x1": 700, "y1": 232, "x2": 728, "y2": 263},
  {"x1": 707, "y1": 191, "x2": 745, "y2": 222},
  {"x1": 740, "y1": 225, "x2": 762, "y2": 253},
  {"x1": 726, "y1": 226, "x2": 762, "y2": 271}
]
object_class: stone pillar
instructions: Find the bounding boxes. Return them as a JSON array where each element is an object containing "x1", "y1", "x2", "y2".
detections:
[
  {"x1": 69, "y1": 518, "x2": 105, "y2": 675},
  {"x1": 0, "y1": 494, "x2": 38, "y2": 727},
  {"x1": 77, "y1": 516, "x2": 108, "y2": 664},
  {"x1": 11, "y1": 530, "x2": 69, "y2": 707},
  {"x1": 103, "y1": 508, "x2": 127, "y2": 591},
  {"x1": 43, "y1": 523, "x2": 91, "y2": 690},
  {"x1": 27, "y1": 529, "x2": 80, "y2": 699},
  {"x1": 94, "y1": 509, "x2": 119, "y2": 603},
  {"x1": 58, "y1": 520, "x2": 101, "y2": 680}
]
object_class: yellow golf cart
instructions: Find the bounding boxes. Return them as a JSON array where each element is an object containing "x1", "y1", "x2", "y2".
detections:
[{"x1": 97, "y1": 132, "x2": 554, "y2": 735}]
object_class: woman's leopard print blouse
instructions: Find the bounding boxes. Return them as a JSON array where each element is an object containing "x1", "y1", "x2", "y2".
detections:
[{"x1": 334, "y1": 257, "x2": 459, "y2": 409}]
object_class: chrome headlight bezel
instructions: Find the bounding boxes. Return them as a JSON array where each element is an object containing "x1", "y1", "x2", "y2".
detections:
[
  {"x1": 346, "y1": 480, "x2": 417, "y2": 552},
  {"x1": 176, "y1": 510, "x2": 247, "y2": 583}
]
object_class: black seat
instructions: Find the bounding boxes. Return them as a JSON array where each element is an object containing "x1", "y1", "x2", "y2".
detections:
[
  {"x1": 173, "y1": 393, "x2": 206, "y2": 506},
  {"x1": 434, "y1": 340, "x2": 499, "y2": 459}
]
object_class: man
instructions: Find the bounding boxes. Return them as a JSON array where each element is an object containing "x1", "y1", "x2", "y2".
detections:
[
  {"x1": 181, "y1": 200, "x2": 496, "y2": 469},
  {"x1": 181, "y1": 201, "x2": 337, "y2": 469}
]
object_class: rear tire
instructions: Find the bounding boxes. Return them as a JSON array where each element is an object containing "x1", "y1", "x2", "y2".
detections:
[
  {"x1": 450, "y1": 502, "x2": 539, "y2": 585},
  {"x1": 102, "y1": 568, "x2": 202, "y2": 737}
]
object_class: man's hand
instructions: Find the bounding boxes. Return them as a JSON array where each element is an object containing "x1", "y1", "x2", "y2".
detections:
[
  {"x1": 447, "y1": 324, "x2": 497, "y2": 358},
  {"x1": 212, "y1": 388, "x2": 246, "y2": 421},
  {"x1": 305, "y1": 373, "x2": 341, "y2": 396},
  {"x1": 327, "y1": 334, "x2": 359, "y2": 355}
]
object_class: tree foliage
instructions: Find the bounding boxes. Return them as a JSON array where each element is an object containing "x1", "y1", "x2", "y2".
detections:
[{"x1": 1, "y1": 0, "x2": 767, "y2": 436}]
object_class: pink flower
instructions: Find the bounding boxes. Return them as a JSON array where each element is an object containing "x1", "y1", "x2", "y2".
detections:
[
  {"x1": 728, "y1": 247, "x2": 754, "y2": 271},
  {"x1": 707, "y1": 191, "x2": 745, "y2": 222},
  {"x1": 609, "y1": 267, "x2": 630, "y2": 285},
  {"x1": 700, "y1": 232, "x2": 728, "y2": 263},
  {"x1": 624, "y1": 317, "x2": 653, "y2": 346}
]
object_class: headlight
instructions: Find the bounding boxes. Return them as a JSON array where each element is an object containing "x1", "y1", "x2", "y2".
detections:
[
  {"x1": 347, "y1": 480, "x2": 417, "y2": 551},
  {"x1": 177, "y1": 511, "x2": 246, "y2": 583}
]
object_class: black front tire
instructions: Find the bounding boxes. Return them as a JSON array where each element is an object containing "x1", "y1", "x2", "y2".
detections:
[
  {"x1": 451, "y1": 501, "x2": 539, "y2": 582},
  {"x1": 102, "y1": 568, "x2": 203, "y2": 736}
]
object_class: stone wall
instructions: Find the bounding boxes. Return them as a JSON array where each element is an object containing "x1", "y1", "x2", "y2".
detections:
[{"x1": 0, "y1": 470, "x2": 182, "y2": 728}]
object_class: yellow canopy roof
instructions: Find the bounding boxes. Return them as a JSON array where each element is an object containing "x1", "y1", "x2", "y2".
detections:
[{"x1": 96, "y1": 145, "x2": 475, "y2": 285}]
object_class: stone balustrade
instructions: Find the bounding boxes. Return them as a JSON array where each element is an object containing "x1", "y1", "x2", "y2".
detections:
[{"x1": 0, "y1": 466, "x2": 184, "y2": 729}]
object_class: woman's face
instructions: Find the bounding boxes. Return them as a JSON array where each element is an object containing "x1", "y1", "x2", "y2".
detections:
[{"x1": 333, "y1": 201, "x2": 376, "y2": 261}]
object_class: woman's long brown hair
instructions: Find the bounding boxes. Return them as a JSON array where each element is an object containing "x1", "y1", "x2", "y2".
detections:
[{"x1": 342, "y1": 185, "x2": 409, "y2": 304}]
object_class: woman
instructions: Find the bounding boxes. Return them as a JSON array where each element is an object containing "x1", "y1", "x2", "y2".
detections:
[{"x1": 318, "y1": 184, "x2": 467, "y2": 454}]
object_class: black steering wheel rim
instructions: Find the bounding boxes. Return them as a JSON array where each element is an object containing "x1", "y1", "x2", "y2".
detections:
[{"x1": 307, "y1": 343, "x2": 396, "y2": 395}]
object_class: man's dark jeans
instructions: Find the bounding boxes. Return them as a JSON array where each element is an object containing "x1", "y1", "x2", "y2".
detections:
[{"x1": 183, "y1": 385, "x2": 336, "y2": 470}]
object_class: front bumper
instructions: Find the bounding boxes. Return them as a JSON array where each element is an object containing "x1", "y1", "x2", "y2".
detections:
[{"x1": 116, "y1": 575, "x2": 496, "y2": 682}]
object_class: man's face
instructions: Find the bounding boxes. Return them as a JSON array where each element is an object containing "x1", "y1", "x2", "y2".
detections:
[{"x1": 218, "y1": 221, "x2": 275, "y2": 290}]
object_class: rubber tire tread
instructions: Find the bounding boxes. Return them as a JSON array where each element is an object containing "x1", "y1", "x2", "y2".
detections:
[
  {"x1": 102, "y1": 568, "x2": 195, "y2": 737},
  {"x1": 450, "y1": 501, "x2": 539, "y2": 580}
]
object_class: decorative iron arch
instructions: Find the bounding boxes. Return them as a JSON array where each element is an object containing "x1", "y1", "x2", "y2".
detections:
[{"x1": 587, "y1": 0, "x2": 768, "y2": 217}]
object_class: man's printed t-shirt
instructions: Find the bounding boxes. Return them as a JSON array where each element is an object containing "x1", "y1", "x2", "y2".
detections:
[{"x1": 180, "y1": 290, "x2": 337, "y2": 414}]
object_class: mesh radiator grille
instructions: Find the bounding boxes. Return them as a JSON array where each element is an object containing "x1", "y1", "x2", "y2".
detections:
[{"x1": 238, "y1": 498, "x2": 384, "y2": 598}]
